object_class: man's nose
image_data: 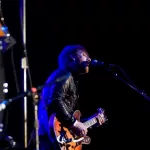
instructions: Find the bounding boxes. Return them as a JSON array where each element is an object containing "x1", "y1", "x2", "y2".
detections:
[{"x1": 87, "y1": 57, "x2": 91, "y2": 62}]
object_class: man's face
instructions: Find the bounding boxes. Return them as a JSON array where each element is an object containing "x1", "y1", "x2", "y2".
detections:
[{"x1": 75, "y1": 50, "x2": 91, "y2": 74}]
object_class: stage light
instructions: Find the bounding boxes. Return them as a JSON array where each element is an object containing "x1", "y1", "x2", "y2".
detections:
[
  {"x1": 3, "y1": 83, "x2": 8, "y2": 88},
  {"x1": 3, "y1": 89, "x2": 8, "y2": 93}
]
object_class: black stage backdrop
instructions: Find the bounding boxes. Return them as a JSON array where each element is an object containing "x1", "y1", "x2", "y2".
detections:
[{"x1": 1, "y1": 0, "x2": 150, "y2": 149}]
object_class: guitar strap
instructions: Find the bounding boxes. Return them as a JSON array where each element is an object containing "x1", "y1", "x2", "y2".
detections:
[
  {"x1": 47, "y1": 72, "x2": 71, "y2": 85},
  {"x1": 75, "y1": 80, "x2": 80, "y2": 109}
]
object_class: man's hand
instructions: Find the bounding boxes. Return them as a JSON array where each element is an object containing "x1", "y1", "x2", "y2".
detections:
[
  {"x1": 96, "y1": 113, "x2": 106, "y2": 125},
  {"x1": 73, "y1": 120, "x2": 88, "y2": 136}
]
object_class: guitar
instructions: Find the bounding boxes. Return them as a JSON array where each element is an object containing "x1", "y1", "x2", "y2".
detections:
[{"x1": 49, "y1": 108, "x2": 107, "y2": 150}]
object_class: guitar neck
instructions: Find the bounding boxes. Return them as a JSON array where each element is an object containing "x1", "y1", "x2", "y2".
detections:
[{"x1": 83, "y1": 116, "x2": 97, "y2": 128}]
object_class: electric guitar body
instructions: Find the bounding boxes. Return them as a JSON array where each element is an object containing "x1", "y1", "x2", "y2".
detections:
[{"x1": 49, "y1": 108, "x2": 107, "y2": 150}]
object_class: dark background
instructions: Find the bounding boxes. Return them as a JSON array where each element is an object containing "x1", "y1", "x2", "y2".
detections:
[{"x1": 1, "y1": 0, "x2": 150, "y2": 149}]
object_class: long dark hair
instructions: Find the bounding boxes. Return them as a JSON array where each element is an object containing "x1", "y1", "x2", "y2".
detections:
[{"x1": 58, "y1": 45, "x2": 87, "y2": 70}]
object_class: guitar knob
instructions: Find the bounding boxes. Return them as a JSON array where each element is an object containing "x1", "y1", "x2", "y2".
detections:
[{"x1": 66, "y1": 138, "x2": 72, "y2": 143}]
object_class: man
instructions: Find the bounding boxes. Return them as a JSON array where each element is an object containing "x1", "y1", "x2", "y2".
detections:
[{"x1": 38, "y1": 45, "x2": 105, "y2": 150}]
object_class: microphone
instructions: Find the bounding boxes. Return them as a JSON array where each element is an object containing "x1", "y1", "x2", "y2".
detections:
[
  {"x1": 91, "y1": 59, "x2": 113, "y2": 68},
  {"x1": 91, "y1": 59, "x2": 105, "y2": 66}
]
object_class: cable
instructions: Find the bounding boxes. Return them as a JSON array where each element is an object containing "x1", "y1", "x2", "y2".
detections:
[
  {"x1": 27, "y1": 130, "x2": 35, "y2": 147},
  {"x1": 11, "y1": 47, "x2": 20, "y2": 94}
]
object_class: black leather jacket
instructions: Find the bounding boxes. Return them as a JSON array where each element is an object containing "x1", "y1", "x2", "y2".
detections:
[{"x1": 40, "y1": 69, "x2": 79, "y2": 126}]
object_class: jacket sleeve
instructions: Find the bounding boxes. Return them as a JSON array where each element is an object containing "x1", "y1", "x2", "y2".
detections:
[{"x1": 48, "y1": 80, "x2": 76, "y2": 126}]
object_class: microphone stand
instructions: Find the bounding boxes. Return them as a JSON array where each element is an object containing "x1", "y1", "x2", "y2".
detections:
[
  {"x1": 20, "y1": 0, "x2": 38, "y2": 148},
  {"x1": 21, "y1": 57, "x2": 28, "y2": 149},
  {"x1": 0, "y1": 84, "x2": 50, "y2": 149},
  {"x1": 104, "y1": 64, "x2": 150, "y2": 101},
  {"x1": 0, "y1": 87, "x2": 41, "y2": 149},
  {"x1": 0, "y1": 72, "x2": 71, "y2": 149},
  {"x1": 31, "y1": 91, "x2": 39, "y2": 150},
  {"x1": 20, "y1": 0, "x2": 28, "y2": 148},
  {"x1": 0, "y1": 72, "x2": 71, "y2": 112}
]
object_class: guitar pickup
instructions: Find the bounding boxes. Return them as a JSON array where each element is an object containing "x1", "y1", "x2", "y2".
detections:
[
  {"x1": 65, "y1": 138, "x2": 72, "y2": 143},
  {"x1": 59, "y1": 131, "x2": 66, "y2": 141}
]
